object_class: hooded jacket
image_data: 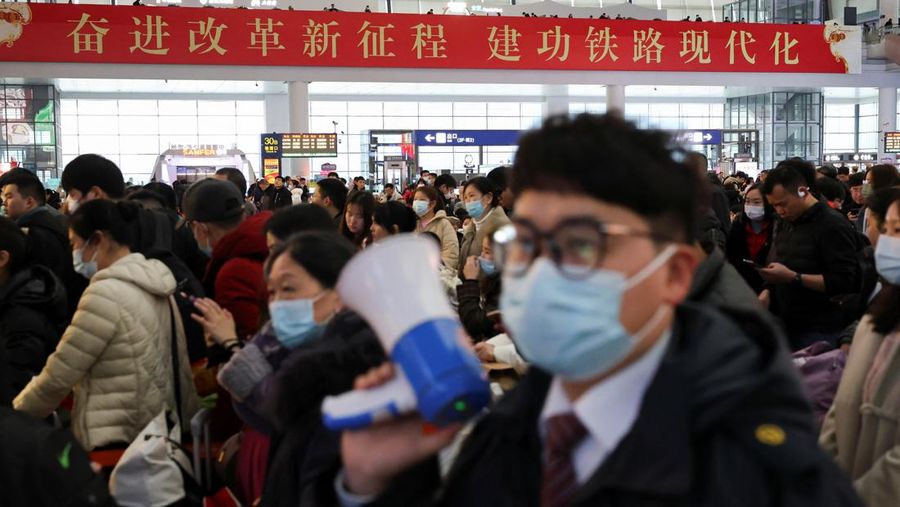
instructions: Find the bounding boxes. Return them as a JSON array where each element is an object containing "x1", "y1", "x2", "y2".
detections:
[
  {"x1": 203, "y1": 211, "x2": 272, "y2": 340},
  {"x1": 17, "y1": 206, "x2": 85, "y2": 318},
  {"x1": 13, "y1": 253, "x2": 199, "y2": 451},
  {"x1": 316, "y1": 303, "x2": 863, "y2": 507},
  {"x1": 421, "y1": 210, "x2": 460, "y2": 270},
  {"x1": 0, "y1": 265, "x2": 67, "y2": 397}
]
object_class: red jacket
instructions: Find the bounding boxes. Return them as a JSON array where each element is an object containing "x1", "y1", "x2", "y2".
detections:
[{"x1": 203, "y1": 211, "x2": 272, "y2": 340}]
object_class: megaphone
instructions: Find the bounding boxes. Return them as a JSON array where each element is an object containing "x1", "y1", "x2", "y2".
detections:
[{"x1": 321, "y1": 235, "x2": 491, "y2": 430}]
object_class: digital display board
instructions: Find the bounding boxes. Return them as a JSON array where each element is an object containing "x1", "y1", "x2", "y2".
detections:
[
  {"x1": 885, "y1": 132, "x2": 900, "y2": 154},
  {"x1": 261, "y1": 133, "x2": 338, "y2": 158},
  {"x1": 282, "y1": 134, "x2": 338, "y2": 158}
]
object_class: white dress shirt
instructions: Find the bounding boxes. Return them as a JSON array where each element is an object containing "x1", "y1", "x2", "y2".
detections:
[{"x1": 539, "y1": 331, "x2": 671, "y2": 484}]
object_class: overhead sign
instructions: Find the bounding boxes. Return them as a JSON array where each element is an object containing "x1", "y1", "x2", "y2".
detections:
[
  {"x1": 676, "y1": 130, "x2": 722, "y2": 145},
  {"x1": 281, "y1": 133, "x2": 338, "y2": 158},
  {"x1": 0, "y1": 4, "x2": 861, "y2": 73},
  {"x1": 415, "y1": 130, "x2": 521, "y2": 147},
  {"x1": 824, "y1": 152, "x2": 877, "y2": 162},
  {"x1": 885, "y1": 132, "x2": 900, "y2": 154},
  {"x1": 261, "y1": 133, "x2": 338, "y2": 158}
]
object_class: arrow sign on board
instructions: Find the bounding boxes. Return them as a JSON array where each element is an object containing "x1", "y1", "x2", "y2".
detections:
[
  {"x1": 703, "y1": 133, "x2": 712, "y2": 141},
  {"x1": 425, "y1": 134, "x2": 435, "y2": 142}
]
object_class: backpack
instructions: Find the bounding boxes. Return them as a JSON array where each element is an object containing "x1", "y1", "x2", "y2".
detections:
[{"x1": 792, "y1": 341, "x2": 847, "y2": 430}]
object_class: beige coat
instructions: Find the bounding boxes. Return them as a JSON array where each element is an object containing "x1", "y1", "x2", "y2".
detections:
[
  {"x1": 820, "y1": 315, "x2": 900, "y2": 507},
  {"x1": 422, "y1": 210, "x2": 460, "y2": 270},
  {"x1": 14, "y1": 253, "x2": 199, "y2": 450},
  {"x1": 459, "y1": 206, "x2": 510, "y2": 278}
]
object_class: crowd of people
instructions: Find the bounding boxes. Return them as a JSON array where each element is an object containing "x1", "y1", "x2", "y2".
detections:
[{"x1": 0, "y1": 112, "x2": 899, "y2": 507}]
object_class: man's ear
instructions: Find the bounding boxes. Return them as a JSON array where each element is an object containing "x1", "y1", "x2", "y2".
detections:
[
  {"x1": 0, "y1": 250, "x2": 11, "y2": 272},
  {"x1": 662, "y1": 245, "x2": 699, "y2": 306}
]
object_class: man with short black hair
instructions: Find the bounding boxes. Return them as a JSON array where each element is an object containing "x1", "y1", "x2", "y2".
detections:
[
  {"x1": 263, "y1": 203, "x2": 335, "y2": 251},
  {"x1": 322, "y1": 114, "x2": 862, "y2": 507},
  {"x1": 836, "y1": 165, "x2": 850, "y2": 185},
  {"x1": 759, "y1": 159, "x2": 861, "y2": 349},
  {"x1": 0, "y1": 169, "x2": 77, "y2": 314},
  {"x1": 846, "y1": 173, "x2": 866, "y2": 225},
  {"x1": 379, "y1": 183, "x2": 401, "y2": 203},
  {"x1": 311, "y1": 178, "x2": 348, "y2": 228},
  {"x1": 272, "y1": 176, "x2": 293, "y2": 209},
  {"x1": 327, "y1": 171, "x2": 340, "y2": 179}
]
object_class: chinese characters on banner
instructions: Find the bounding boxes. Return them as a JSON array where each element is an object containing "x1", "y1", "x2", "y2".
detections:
[{"x1": 0, "y1": 3, "x2": 861, "y2": 73}]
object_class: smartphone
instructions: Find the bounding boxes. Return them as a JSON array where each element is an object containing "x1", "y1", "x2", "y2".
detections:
[{"x1": 742, "y1": 259, "x2": 764, "y2": 269}]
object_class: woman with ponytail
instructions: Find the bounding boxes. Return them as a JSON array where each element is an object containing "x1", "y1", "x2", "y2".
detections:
[{"x1": 14, "y1": 200, "x2": 198, "y2": 451}]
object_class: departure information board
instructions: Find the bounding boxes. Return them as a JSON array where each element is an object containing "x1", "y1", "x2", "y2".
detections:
[
  {"x1": 260, "y1": 133, "x2": 338, "y2": 158},
  {"x1": 885, "y1": 132, "x2": 900, "y2": 154},
  {"x1": 282, "y1": 134, "x2": 338, "y2": 157}
]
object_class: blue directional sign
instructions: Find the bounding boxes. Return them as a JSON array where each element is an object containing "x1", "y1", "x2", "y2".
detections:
[
  {"x1": 675, "y1": 130, "x2": 722, "y2": 146},
  {"x1": 415, "y1": 130, "x2": 521, "y2": 147}
]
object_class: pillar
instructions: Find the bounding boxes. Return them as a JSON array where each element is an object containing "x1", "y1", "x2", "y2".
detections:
[
  {"x1": 543, "y1": 84, "x2": 569, "y2": 117},
  {"x1": 288, "y1": 81, "x2": 311, "y2": 179},
  {"x1": 606, "y1": 85, "x2": 625, "y2": 117},
  {"x1": 878, "y1": 87, "x2": 897, "y2": 163}
]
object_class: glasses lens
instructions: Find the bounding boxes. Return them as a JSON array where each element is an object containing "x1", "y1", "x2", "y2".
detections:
[
  {"x1": 493, "y1": 224, "x2": 533, "y2": 277},
  {"x1": 554, "y1": 223, "x2": 603, "y2": 278}
]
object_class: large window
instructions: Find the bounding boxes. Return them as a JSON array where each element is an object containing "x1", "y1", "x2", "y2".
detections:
[
  {"x1": 61, "y1": 99, "x2": 265, "y2": 184},
  {"x1": 823, "y1": 100, "x2": 880, "y2": 154},
  {"x1": 309, "y1": 100, "x2": 543, "y2": 179},
  {"x1": 1, "y1": 85, "x2": 60, "y2": 179}
]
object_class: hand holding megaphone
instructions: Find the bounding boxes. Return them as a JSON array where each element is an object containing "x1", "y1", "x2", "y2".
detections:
[{"x1": 321, "y1": 235, "x2": 491, "y2": 430}]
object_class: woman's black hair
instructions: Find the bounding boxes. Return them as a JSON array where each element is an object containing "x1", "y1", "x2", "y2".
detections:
[
  {"x1": 264, "y1": 204, "x2": 335, "y2": 240},
  {"x1": 339, "y1": 191, "x2": 376, "y2": 249},
  {"x1": 373, "y1": 201, "x2": 417, "y2": 235},
  {"x1": 266, "y1": 230, "x2": 356, "y2": 289},
  {"x1": 461, "y1": 176, "x2": 500, "y2": 208},
  {"x1": 744, "y1": 184, "x2": 775, "y2": 220},
  {"x1": 68, "y1": 199, "x2": 140, "y2": 247},
  {"x1": 868, "y1": 188, "x2": 900, "y2": 335}
]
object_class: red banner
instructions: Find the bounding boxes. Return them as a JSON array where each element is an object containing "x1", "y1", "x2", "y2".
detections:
[{"x1": 0, "y1": 3, "x2": 861, "y2": 73}]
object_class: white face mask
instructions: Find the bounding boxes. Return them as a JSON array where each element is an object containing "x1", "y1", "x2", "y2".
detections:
[
  {"x1": 744, "y1": 205, "x2": 766, "y2": 221},
  {"x1": 875, "y1": 234, "x2": 900, "y2": 285},
  {"x1": 66, "y1": 195, "x2": 81, "y2": 215}
]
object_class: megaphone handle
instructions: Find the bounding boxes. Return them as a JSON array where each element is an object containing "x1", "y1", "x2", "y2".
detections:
[{"x1": 321, "y1": 371, "x2": 418, "y2": 430}]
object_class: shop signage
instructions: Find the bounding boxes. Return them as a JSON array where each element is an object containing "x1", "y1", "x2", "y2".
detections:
[
  {"x1": 0, "y1": 3, "x2": 861, "y2": 73},
  {"x1": 415, "y1": 130, "x2": 521, "y2": 146}
]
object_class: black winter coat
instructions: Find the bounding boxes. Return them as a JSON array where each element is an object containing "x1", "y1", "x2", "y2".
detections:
[
  {"x1": 0, "y1": 265, "x2": 67, "y2": 397},
  {"x1": 272, "y1": 187, "x2": 293, "y2": 209},
  {"x1": 17, "y1": 206, "x2": 85, "y2": 320},
  {"x1": 0, "y1": 407, "x2": 115, "y2": 507},
  {"x1": 312, "y1": 303, "x2": 864, "y2": 507},
  {"x1": 768, "y1": 203, "x2": 861, "y2": 338},
  {"x1": 725, "y1": 214, "x2": 774, "y2": 294},
  {"x1": 261, "y1": 311, "x2": 387, "y2": 507},
  {"x1": 457, "y1": 276, "x2": 501, "y2": 342}
]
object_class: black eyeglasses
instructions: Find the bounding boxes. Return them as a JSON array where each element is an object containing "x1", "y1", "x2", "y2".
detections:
[{"x1": 492, "y1": 219, "x2": 665, "y2": 280}]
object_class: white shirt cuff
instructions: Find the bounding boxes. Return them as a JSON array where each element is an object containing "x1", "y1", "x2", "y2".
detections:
[{"x1": 335, "y1": 469, "x2": 377, "y2": 507}]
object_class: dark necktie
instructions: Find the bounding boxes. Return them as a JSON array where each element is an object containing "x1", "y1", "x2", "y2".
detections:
[{"x1": 542, "y1": 412, "x2": 588, "y2": 507}]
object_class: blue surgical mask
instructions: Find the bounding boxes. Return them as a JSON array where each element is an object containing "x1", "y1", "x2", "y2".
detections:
[
  {"x1": 875, "y1": 234, "x2": 900, "y2": 285},
  {"x1": 199, "y1": 240, "x2": 213, "y2": 257},
  {"x1": 412, "y1": 200, "x2": 430, "y2": 217},
  {"x1": 465, "y1": 200, "x2": 485, "y2": 220},
  {"x1": 478, "y1": 257, "x2": 497, "y2": 275},
  {"x1": 500, "y1": 246, "x2": 676, "y2": 380},
  {"x1": 269, "y1": 293, "x2": 327, "y2": 349},
  {"x1": 73, "y1": 246, "x2": 99, "y2": 280}
]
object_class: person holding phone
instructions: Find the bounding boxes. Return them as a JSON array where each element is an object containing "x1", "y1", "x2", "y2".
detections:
[{"x1": 726, "y1": 184, "x2": 775, "y2": 294}]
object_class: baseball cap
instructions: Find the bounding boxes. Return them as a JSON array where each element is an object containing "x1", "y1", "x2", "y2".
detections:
[{"x1": 181, "y1": 178, "x2": 244, "y2": 223}]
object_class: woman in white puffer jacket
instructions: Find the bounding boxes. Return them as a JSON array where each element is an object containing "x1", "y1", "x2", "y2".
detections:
[{"x1": 14, "y1": 200, "x2": 198, "y2": 451}]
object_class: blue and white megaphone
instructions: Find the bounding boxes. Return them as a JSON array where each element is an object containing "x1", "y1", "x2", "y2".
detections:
[{"x1": 321, "y1": 234, "x2": 491, "y2": 430}]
